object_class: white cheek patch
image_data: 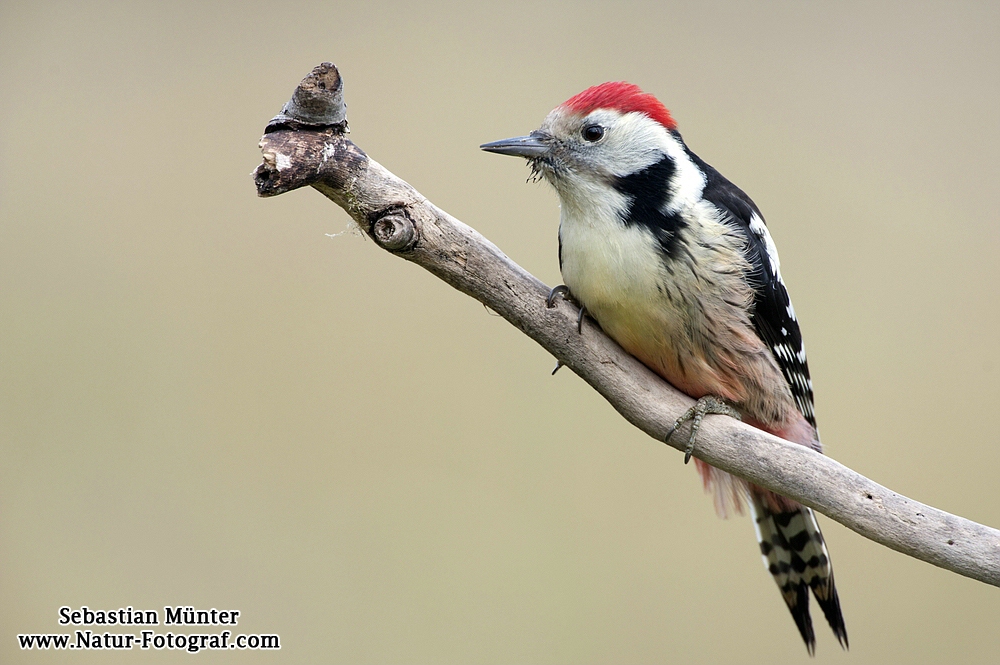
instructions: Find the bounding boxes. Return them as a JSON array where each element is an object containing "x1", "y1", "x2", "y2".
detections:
[
  {"x1": 577, "y1": 109, "x2": 709, "y2": 220},
  {"x1": 580, "y1": 109, "x2": 668, "y2": 177}
]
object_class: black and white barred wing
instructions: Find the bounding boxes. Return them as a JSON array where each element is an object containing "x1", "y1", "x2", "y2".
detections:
[{"x1": 691, "y1": 153, "x2": 817, "y2": 429}]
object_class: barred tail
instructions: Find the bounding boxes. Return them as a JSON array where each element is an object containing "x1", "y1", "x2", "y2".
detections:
[{"x1": 749, "y1": 490, "x2": 848, "y2": 654}]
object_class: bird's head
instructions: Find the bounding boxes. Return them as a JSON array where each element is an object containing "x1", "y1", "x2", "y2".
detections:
[{"x1": 481, "y1": 82, "x2": 682, "y2": 201}]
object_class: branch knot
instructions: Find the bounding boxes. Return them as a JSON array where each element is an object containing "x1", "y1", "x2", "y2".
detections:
[{"x1": 372, "y1": 213, "x2": 417, "y2": 251}]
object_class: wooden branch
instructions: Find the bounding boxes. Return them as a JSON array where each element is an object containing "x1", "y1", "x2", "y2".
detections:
[{"x1": 253, "y1": 63, "x2": 1000, "y2": 587}]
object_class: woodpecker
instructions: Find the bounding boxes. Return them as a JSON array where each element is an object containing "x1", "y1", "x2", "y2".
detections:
[{"x1": 481, "y1": 82, "x2": 847, "y2": 653}]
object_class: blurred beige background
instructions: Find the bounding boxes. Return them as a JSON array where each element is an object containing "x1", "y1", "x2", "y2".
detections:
[{"x1": 2, "y1": 1, "x2": 999, "y2": 663}]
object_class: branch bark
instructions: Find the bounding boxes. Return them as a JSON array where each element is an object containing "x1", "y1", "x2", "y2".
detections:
[{"x1": 253, "y1": 63, "x2": 1000, "y2": 587}]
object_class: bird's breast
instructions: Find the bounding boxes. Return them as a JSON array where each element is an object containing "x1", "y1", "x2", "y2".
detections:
[{"x1": 558, "y1": 204, "x2": 767, "y2": 406}]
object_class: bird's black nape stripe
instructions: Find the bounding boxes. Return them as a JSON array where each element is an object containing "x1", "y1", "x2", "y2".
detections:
[{"x1": 612, "y1": 156, "x2": 687, "y2": 256}]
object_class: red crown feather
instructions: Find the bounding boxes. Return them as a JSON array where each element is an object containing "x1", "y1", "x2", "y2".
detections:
[{"x1": 561, "y1": 82, "x2": 677, "y2": 130}]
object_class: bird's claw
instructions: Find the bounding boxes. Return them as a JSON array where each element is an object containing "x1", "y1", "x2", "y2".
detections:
[
  {"x1": 546, "y1": 284, "x2": 587, "y2": 334},
  {"x1": 665, "y1": 396, "x2": 742, "y2": 464},
  {"x1": 546, "y1": 284, "x2": 571, "y2": 308}
]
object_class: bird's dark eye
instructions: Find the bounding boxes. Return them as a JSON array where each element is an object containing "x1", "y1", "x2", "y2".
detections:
[{"x1": 582, "y1": 125, "x2": 605, "y2": 142}]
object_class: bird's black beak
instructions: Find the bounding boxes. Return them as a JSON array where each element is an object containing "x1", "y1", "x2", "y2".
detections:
[{"x1": 480, "y1": 132, "x2": 549, "y2": 158}]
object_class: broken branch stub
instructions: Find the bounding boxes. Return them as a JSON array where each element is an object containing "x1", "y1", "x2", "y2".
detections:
[{"x1": 269, "y1": 62, "x2": 347, "y2": 130}]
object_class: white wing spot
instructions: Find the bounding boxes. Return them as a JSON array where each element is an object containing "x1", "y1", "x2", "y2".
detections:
[{"x1": 749, "y1": 213, "x2": 781, "y2": 277}]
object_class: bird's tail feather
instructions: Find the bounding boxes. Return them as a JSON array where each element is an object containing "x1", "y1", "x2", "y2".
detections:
[{"x1": 748, "y1": 489, "x2": 848, "y2": 654}]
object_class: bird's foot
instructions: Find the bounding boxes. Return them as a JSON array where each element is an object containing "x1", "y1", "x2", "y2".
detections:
[
  {"x1": 665, "y1": 396, "x2": 742, "y2": 464},
  {"x1": 546, "y1": 284, "x2": 587, "y2": 334}
]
